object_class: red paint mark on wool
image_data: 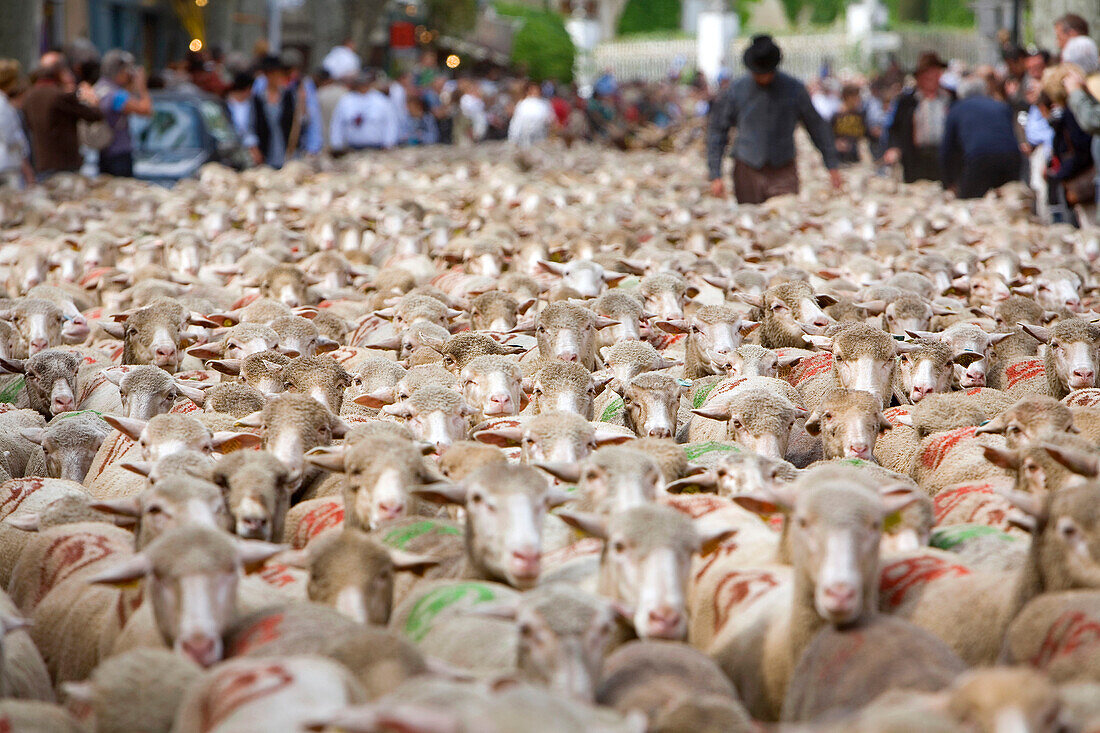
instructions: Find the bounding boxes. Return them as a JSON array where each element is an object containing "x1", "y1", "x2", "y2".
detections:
[
  {"x1": 920, "y1": 426, "x2": 977, "y2": 470},
  {"x1": 789, "y1": 352, "x2": 833, "y2": 386},
  {"x1": 1031, "y1": 611, "x2": 1100, "y2": 669},
  {"x1": 933, "y1": 483, "x2": 993, "y2": 524},
  {"x1": 879, "y1": 555, "x2": 970, "y2": 610},
  {"x1": 1005, "y1": 359, "x2": 1044, "y2": 390}
]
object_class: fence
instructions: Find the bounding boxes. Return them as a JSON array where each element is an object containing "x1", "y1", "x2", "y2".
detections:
[{"x1": 591, "y1": 28, "x2": 996, "y2": 83}]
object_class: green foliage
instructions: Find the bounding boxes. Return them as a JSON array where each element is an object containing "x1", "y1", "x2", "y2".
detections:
[
  {"x1": 882, "y1": 0, "x2": 973, "y2": 26},
  {"x1": 496, "y1": 3, "x2": 575, "y2": 82},
  {"x1": 426, "y1": 0, "x2": 478, "y2": 35},
  {"x1": 617, "y1": 0, "x2": 682, "y2": 36},
  {"x1": 809, "y1": 0, "x2": 846, "y2": 24},
  {"x1": 780, "y1": 0, "x2": 805, "y2": 23}
]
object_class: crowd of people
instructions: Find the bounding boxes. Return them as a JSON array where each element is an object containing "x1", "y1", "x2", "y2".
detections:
[{"x1": 1, "y1": 14, "x2": 1099, "y2": 228}]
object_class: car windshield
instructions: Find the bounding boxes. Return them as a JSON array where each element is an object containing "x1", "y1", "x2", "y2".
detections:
[{"x1": 132, "y1": 100, "x2": 203, "y2": 153}]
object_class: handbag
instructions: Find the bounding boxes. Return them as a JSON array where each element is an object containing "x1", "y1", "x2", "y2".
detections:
[
  {"x1": 78, "y1": 119, "x2": 113, "y2": 151},
  {"x1": 1065, "y1": 164, "x2": 1097, "y2": 206}
]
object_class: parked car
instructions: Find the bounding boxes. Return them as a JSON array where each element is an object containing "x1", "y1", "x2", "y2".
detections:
[{"x1": 130, "y1": 91, "x2": 251, "y2": 183}]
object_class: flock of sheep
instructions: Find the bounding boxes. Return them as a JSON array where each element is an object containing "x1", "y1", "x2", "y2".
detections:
[{"x1": 0, "y1": 139, "x2": 1098, "y2": 732}]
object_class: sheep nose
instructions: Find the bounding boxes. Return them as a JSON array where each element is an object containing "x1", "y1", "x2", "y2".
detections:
[
  {"x1": 847, "y1": 444, "x2": 870, "y2": 458},
  {"x1": 559, "y1": 352, "x2": 579, "y2": 362},
  {"x1": 29, "y1": 338, "x2": 49, "y2": 353},
  {"x1": 238, "y1": 517, "x2": 267, "y2": 538},
  {"x1": 376, "y1": 501, "x2": 405, "y2": 520},
  {"x1": 52, "y1": 396, "x2": 74, "y2": 413},
  {"x1": 647, "y1": 426, "x2": 672, "y2": 439},
  {"x1": 179, "y1": 635, "x2": 219, "y2": 667},
  {"x1": 509, "y1": 550, "x2": 541, "y2": 580},
  {"x1": 812, "y1": 317, "x2": 831, "y2": 327},
  {"x1": 489, "y1": 394, "x2": 513, "y2": 411},
  {"x1": 155, "y1": 345, "x2": 176, "y2": 361},
  {"x1": 823, "y1": 583, "x2": 858, "y2": 608},
  {"x1": 1073, "y1": 368, "x2": 1095, "y2": 383},
  {"x1": 646, "y1": 607, "x2": 683, "y2": 637},
  {"x1": 911, "y1": 385, "x2": 932, "y2": 399}
]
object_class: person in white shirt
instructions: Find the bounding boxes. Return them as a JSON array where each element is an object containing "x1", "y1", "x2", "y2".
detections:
[
  {"x1": 329, "y1": 72, "x2": 400, "y2": 152},
  {"x1": 508, "y1": 82, "x2": 554, "y2": 147},
  {"x1": 0, "y1": 60, "x2": 32, "y2": 189},
  {"x1": 322, "y1": 39, "x2": 361, "y2": 82}
]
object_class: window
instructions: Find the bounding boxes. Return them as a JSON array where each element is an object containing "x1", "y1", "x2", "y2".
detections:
[{"x1": 132, "y1": 100, "x2": 202, "y2": 154}]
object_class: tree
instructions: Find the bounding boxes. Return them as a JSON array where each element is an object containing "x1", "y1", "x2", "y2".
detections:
[{"x1": 426, "y1": 0, "x2": 478, "y2": 35}]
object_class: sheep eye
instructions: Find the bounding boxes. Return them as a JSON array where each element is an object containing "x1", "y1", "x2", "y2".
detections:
[
  {"x1": 147, "y1": 505, "x2": 163, "y2": 515},
  {"x1": 1007, "y1": 425, "x2": 1021, "y2": 434},
  {"x1": 797, "y1": 517, "x2": 809, "y2": 528},
  {"x1": 822, "y1": 412, "x2": 833, "y2": 421},
  {"x1": 1060, "y1": 522, "x2": 1078, "y2": 539},
  {"x1": 612, "y1": 540, "x2": 626, "y2": 554},
  {"x1": 1051, "y1": 341, "x2": 1061, "y2": 350},
  {"x1": 126, "y1": 328, "x2": 137, "y2": 337},
  {"x1": 1038, "y1": 284, "x2": 1049, "y2": 291},
  {"x1": 519, "y1": 623, "x2": 534, "y2": 638},
  {"x1": 470, "y1": 493, "x2": 483, "y2": 504}
]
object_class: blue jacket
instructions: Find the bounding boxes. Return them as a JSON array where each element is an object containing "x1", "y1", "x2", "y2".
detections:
[{"x1": 940, "y1": 95, "x2": 1019, "y2": 187}]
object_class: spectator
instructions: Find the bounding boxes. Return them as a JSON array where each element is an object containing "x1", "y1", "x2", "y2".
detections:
[
  {"x1": 706, "y1": 34, "x2": 841, "y2": 205},
  {"x1": 403, "y1": 96, "x2": 438, "y2": 146},
  {"x1": 1002, "y1": 44, "x2": 1029, "y2": 112},
  {"x1": 508, "y1": 82, "x2": 554, "y2": 147},
  {"x1": 321, "y1": 38, "x2": 360, "y2": 82},
  {"x1": 390, "y1": 70, "x2": 411, "y2": 141},
  {"x1": 187, "y1": 50, "x2": 228, "y2": 96},
  {"x1": 0, "y1": 60, "x2": 32, "y2": 189},
  {"x1": 458, "y1": 79, "x2": 487, "y2": 144},
  {"x1": 940, "y1": 75, "x2": 1022, "y2": 199},
  {"x1": 225, "y1": 72, "x2": 260, "y2": 164},
  {"x1": 1024, "y1": 50, "x2": 1056, "y2": 221},
  {"x1": 1055, "y1": 14, "x2": 1099, "y2": 74},
  {"x1": 1063, "y1": 69, "x2": 1100, "y2": 220},
  {"x1": 831, "y1": 84, "x2": 872, "y2": 165},
  {"x1": 885, "y1": 51, "x2": 953, "y2": 184},
  {"x1": 250, "y1": 56, "x2": 297, "y2": 168},
  {"x1": 22, "y1": 57, "x2": 103, "y2": 178},
  {"x1": 281, "y1": 48, "x2": 322, "y2": 156},
  {"x1": 93, "y1": 50, "x2": 152, "y2": 177},
  {"x1": 329, "y1": 71, "x2": 400, "y2": 153},
  {"x1": 1040, "y1": 74, "x2": 1093, "y2": 224},
  {"x1": 316, "y1": 69, "x2": 348, "y2": 153}
]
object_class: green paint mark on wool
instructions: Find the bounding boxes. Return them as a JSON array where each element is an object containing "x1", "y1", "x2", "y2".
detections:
[
  {"x1": 383, "y1": 520, "x2": 461, "y2": 551},
  {"x1": 600, "y1": 395, "x2": 625, "y2": 422},
  {"x1": 404, "y1": 582, "x2": 499, "y2": 642},
  {"x1": 683, "y1": 441, "x2": 738, "y2": 461},
  {"x1": 931, "y1": 524, "x2": 1016, "y2": 550},
  {"x1": 692, "y1": 384, "x2": 716, "y2": 409},
  {"x1": 0, "y1": 376, "x2": 25, "y2": 405}
]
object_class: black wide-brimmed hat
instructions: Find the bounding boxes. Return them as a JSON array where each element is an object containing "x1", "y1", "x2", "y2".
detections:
[{"x1": 744, "y1": 34, "x2": 782, "y2": 74}]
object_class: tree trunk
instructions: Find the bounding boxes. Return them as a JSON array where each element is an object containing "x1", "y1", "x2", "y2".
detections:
[{"x1": 0, "y1": 0, "x2": 42, "y2": 71}]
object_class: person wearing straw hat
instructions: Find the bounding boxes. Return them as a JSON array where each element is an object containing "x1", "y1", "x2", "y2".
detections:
[
  {"x1": 0, "y1": 60, "x2": 32, "y2": 189},
  {"x1": 884, "y1": 51, "x2": 954, "y2": 184},
  {"x1": 706, "y1": 34, "x2": 842, "y2": 205}
]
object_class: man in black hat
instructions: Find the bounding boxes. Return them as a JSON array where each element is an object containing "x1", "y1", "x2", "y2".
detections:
[
  {"x1": 707, "y1": 34, "x2": 841, "y2": 205},
  {"x1": 884, "y1": 51, "x2": 953, "y2": 184}
]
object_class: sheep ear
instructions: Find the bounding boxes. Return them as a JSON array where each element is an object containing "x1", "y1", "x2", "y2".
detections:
[
  {"x1": 854, "y1": 300, "x2": 886, "y2": 315},
  {"x1": 695, "y1": 522, "x2": 738, "y2": 556},
  {"x1": 814, "y1": 294, "x2": 838, "y2": 307},
  {"x1": 981, "y1": 445, "x2": 1020, "y2": 470},
  {"x1": 892, "y1": 413, "x2": 914, "y2": 427},
  {"x1": 1043, "y1": 443, "x2": 1100, "y2": 478},
  {"x1": 305, "y1": 445, "x2": 346, "y2": 472},
  {"x1": 1006, "y1": 508, "x2": 1038, "y2": 534},
  {"x1": 879, "y1": 484, "x2": 921, "y2": 518},
  {"x1": 388, "y1": 549, "x2": 440, "y2": 574},
  {"x1": 776, "y1": 352, "x2": 804, "y2": 369},
  {"x1": 352, "y1": 386, "x2": 396, "y2": 408},
  {"x1": 409, "y1": 482, "x2": 468, "y2": 506},
  {"x1": 98, "y1": 321, "x2": 126, "y2": 339},
  {"x1": 666, "y1": 471, "x2": 718, "y2": 494},
  {"x1": 739, "y1": 319, "x2": 760, "y2": 335},
  {"x1": 508, "y1": 318, "x2": 536, "y2": 334},
  {"x1": 381, "y1": 401, "x2": 413, "y2": 418},
  {"x1": 952, "y1": 351, "x2": 984, "y2": 368},
  {"x1": 472, "y1": 425, "x2": 523, "y2": 447},
  {"x1": 274, "y1": 548, "x2": 309, "y2": 569},
  {"x1": 691, "y1": 406, "x2": 732, "y2": 421},
  {"x1": 733, "y1": 292, "x2": 763, "y2": 310},
  {"x1": 236, "y1": 539, "x2": 286, "y2": 571},
  {"x1": 802, "y1": 334, "x2": 834, "y2": 350},
  {"x1": 234, "y1": 411, "x2": 264, "y2": 429},
  {"x1": 330, "y1": 417, "x2": 351, "y2": 439},
  {"x1": 537, "y1": 260, "x2": 567, "y2": 277},
  {"x1": 103, "y1": 414, "x2": 147, "y2": 442},
  {"x1": 120, "y1": 461, "x2": 153, "y2": 477},
  {"x1": 593, "y1": 316, "x2": 620, "y2": 330},
  {"x1": 187, "y1": 343, "x2": 225, "y2": 360},
  {"x1": 175, "y1": 382, "x2": 208, "y2": 406},
  {"x1": 18, "y1": 428, "x2": 45, "y2": 445},
  {"x1": 89, "y1": 497, "x2": 143, "y2": 518},
  {"x1": 803, "y1": 410, "x2": 822, "y2": 436},
  {"x1": 102, "y1": 367, "x2": 126, "y2": 386},
  {"x1": 0, "y1": 357, "x2": 24, "y2": 375},
  {"x1": 995, "y1": 487, "x2": 1045, "y2": 520},
  {"x1": 974, "y1": 415, "x2": 1007, "y2": 435},
  {"x1": 6, "y1": 513, "x2": 41, "y2": 532},
  {"x1": 593, "y1": 427, "x2": 635, "y2": 447},
  {"x1": 988, "y1": 332, "x2": 1013, "y2": 345},
  {"x1": 544, "y1": 486, "x2": 573, "y2": 508},
  {"x1": 732, "y1": 486, "x2": 796, "y2": 516},
  {"x1": 188, "y1": 311, "x2": 221, "y2": 328},
  {"x1": 1019, "y1": 323, "x2": 1051, "y2": 343},
  {"x1": 533, "y1": 461, "x2": 582, "y2": 484},
  {"x1": 207, "y1": 359, "x2": 241, "y2": 376},
  {"x1": 61, "y1": 681, "x2": 95, "y2": 705},
  {"x1": 89, "y1": 553, "x2": 152, "y2": 586},
  {"x1": 654, "y1": 319, "x2": 689, "y2": 334},
  {"x1": 212, "y1": 432, "x2": 262, "y2": 453},
  {"x1": 315, "y1": 337, "x2": 340, "y2": 354},
  {"x1": 554, "y1": 510, "x2": 608, "y2": 540}
]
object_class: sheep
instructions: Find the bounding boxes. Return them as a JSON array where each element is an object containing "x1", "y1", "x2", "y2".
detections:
[
  {"x1": 1014, "y1": 318, "x2": 1100, "y2": 399},
  {"x1": 187, "y1": 322, "x2": 285, "y2": 361},
  {"x1": 3, "y1": 348, "x2": 81, "y2": 416},
  {"x1": 529, "y1": 360, "x2": 597, "y2": 419},
  {"x1": 0, "y1": 297, "x2": 66, "y2": 355},
  {"x1": 293, "y1": 528, "x2": 436, "y2": 624},
  {"x1": 548, "y1": 504, "x2": 735, "y2": 641},
  {"x1": 750, "y1": 281, "x2": 836, "y2": 349},
  {"x1": 536, "y1": 445, "x2": 664, "y2": 517},
  {"x1": 259, "y1": 263, "x2": 317, "y2": 308},
  {"x1": 102, "y1": 365, "x2": 206, "y2": 421},
  {"x1": 437, "y1": 441, "x2": 508, "y2": 481},
  {"x1": 619, "y1": 372, "x2": 685, "y2": 439},
  {"x1": 305, "y1": 434, "x2": 443, "y2": 531},
  {"x1": 202, "y1": 381, "x2": 265, "y2": 418},
  {"x1": 475, "y1": 411, "x2": 633, "y2": 464},
  {"x1": 592, "y1": 290, "x2": 647, "y2": 347},
  {"x1": 657, "y1": 305, "x2": 755, "y2": 379},
  {"x1": 801, "y1": 323, "x2": 904, "y2": 410},
  {"x1": 20, "y1": 410, "x2": 110, "y2": 482},
  {"x1": 707, "y1": 466, "x2": 955, "y2": 721},
  {"x1": 596, "y1": 641, "x2": 751, "y2": 732},
  {"x1": 725, "y1": 344, "x2": 799, "y2": 379},
  {"x1": 638, "y1": 271, "x2": 692, "y2": 320},
  {"x1": 974, "y1": 394, "x2": 1078, "y2": 448},
  {"x1": 688, "y1": 383, "x2": 805, "y2": 461},
  {"x1": 911, "y1": 322, "x2": 1013, "y2": 389},
  {"x1": 377, "y1": 385, "x2": 473, "y2": 452},
  {"x1": 535, "y1": 301, "x2": 616, "y2": 370},
  {"x1": 235, "y1": 393, "x2": 349, "y2": 494},
  {"x1": 857, "y1": 294, "x2": 950, "y2": 336},
  {"x1": 98, "y1": 298, "x2": 210, "y2": 372},
  {"x1": 270, "y1": 314, "x2": 338, "y2": 358},
  {"x1": 470, "y1": 290, "x2": 531, "y2": 332},
  {"x1": 281, "y1": 355, "x2": 352, "y2": 414},
  {"x1": 893, "y1": 337, "x2": 955, "y2": 404},
  {"x1": 208, "y1": 349, "x2": 291, "y2": 394},
  {"x1": 804, "y1": 388, "x2": 892, "y2": 461},
  {"x1": 460, "y1": 355, "x2": 525, "y2": 418},
  {"x1": 211, "y1": 451, "x2": 293, "y2": 541},
  {"x1": 0, "y1": 701, "x2": 82, "y2": 731},
  {"x1": 93, "y1": 523, "x2": 283, "y2": 667},
  {"x1": 537, "y1": 259, "x2": 625, "y2": 298},
  {"x1": 60, "y1": 648, "x2": 201, "y2": 733}
]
